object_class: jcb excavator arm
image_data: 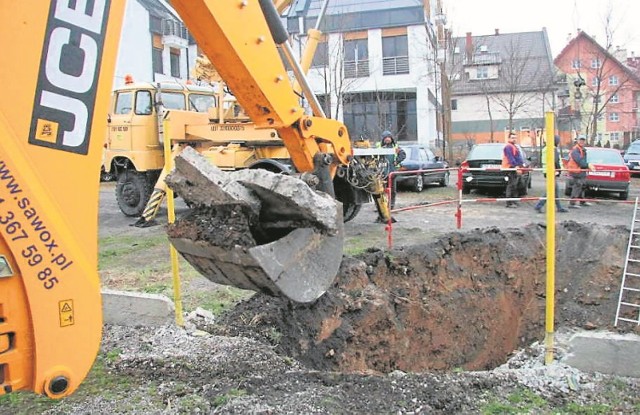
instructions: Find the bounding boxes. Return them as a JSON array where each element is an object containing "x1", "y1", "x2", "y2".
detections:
[
  {"x1": 164, "y1": 0, "x2": 392, "y2": 302},
  {"x1": 170, "y1": 0, "x2": 352, "y2": 176},
  {"x1": 0, "y1": 0, "x2": 125, "y2": 398}
]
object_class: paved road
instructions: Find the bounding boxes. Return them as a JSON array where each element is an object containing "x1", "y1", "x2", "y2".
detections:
[{"x1": 99, "y1": 173, "x2": 640, "y2": 249}]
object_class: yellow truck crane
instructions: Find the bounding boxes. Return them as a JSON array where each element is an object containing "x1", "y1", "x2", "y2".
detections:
[
  {"x1": 103, "y1": 78, "x2": 292, "y2": 221},
  {"x1": 0, "y1": 0, "x2": 392, "y2": 399}
]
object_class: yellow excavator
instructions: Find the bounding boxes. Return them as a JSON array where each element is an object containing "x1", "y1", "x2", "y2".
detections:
[{"x1": 0, "y1": 0, "x2": 391, "y2": 399}]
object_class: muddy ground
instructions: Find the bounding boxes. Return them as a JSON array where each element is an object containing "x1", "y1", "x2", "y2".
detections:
[{"x1": 41, "y1": 177, "x2": 640, "y2": 414}]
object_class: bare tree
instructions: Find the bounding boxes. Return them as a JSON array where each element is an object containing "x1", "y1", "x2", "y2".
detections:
[
  {"x1": 567, "y1": 4, "x2": 640, "y2": 146},
  {"x1": 477, "y1": 37, "x2": 554, "y2": 138}
]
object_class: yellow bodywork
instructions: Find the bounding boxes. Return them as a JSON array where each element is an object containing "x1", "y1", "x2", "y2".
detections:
[{"x1": 0, "y1": 0, "x2": 125, "y2": 397}]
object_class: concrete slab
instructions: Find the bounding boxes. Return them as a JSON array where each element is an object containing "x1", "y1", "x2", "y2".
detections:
[
  {"x1": 561, "y1": 331, "x2": 640, "y2": 378},
  {"x1": 102, "y1": 289, "x2": 175, "y2": 326}
]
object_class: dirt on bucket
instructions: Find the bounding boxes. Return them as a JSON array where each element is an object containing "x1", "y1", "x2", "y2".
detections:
[{"x1": 211, "y1": 221, "x2": 638, "y2": 374}]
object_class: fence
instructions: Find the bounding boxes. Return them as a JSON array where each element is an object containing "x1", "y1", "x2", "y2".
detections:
[{"x1": 383, "y1": 166, "x2": 635, "y2": 249}]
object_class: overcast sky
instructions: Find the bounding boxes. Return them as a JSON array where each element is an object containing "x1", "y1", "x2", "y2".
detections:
[{"x1": 444, "y1": 0, "x2": 640, "y2": 58}]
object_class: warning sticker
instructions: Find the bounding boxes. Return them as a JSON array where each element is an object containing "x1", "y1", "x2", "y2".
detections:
[{"x1": 58, "y1": 300, "x2": 74, "y2": 327}]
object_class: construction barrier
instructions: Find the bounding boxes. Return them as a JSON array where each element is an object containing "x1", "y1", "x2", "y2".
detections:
[{"x1": 384, "y1": 166, "x2": 635, "y2": 250}]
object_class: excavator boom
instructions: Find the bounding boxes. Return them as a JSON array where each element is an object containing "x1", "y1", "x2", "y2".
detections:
[{"x1": 170, "y1": 0, "x2": 352, "y2": 173}]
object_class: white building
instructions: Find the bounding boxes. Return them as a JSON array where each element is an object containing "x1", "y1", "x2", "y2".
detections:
[
  {"x1": 113, "y1": 0, "x2": 198, "y2": 88},
  {"x1": 286, "y1": 0, "x2": 440, "y2": 147}
]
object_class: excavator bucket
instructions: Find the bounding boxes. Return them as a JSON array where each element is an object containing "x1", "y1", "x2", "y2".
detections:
[{"x1": 166, "y1": 147, "x2": 343, "y2": 303}]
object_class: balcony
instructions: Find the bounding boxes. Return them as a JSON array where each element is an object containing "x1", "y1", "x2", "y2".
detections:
[
  {"x1": 382, "y1": 56, "x2": 410, "y2": 75},
  {"x1": 344, "y1": 60, "x2": 370, "y2": 78},
  {"x1": 161, "y1": 19, "x2": 188, "y2": 48}
]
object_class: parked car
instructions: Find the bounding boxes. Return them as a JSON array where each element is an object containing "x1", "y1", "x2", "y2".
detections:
[
  {"x1": 520, "y1": 146, "x2": 542, "y2": 168},
  {"x1": 564, "y1": 147, "x2": 630, "y2": 200},
  {"x1": 459, "y1": 143, "x2": 532, "y2": 195},
  {"x1": 396, "y1": 144, "x2": 449, "y2": 192},
  {"x1": 623, "y1": 140, "x2": 640, "y2": 175}
]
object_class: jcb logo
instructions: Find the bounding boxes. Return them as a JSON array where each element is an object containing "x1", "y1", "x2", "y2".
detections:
[{"x1": 29, "y1": 0, "x2": 111, "y2": 155}]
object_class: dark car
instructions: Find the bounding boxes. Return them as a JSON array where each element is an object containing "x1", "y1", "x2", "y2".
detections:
[
  {"x1": 623, "y1": 140, "x2": 640, "y2": 174},
  {"x1": 459, "y1": 143, "x2": 532, "y2": 195},
  {"x1": 564, "y1": 147, "x2": 630, "y2": 200},
  {"x1": 395, "y1": 144, "x2": 449, "y2": 192}
]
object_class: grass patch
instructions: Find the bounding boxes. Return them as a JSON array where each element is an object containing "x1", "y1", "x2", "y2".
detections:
[
  {"x1": 0, "y1": 354, "x2": 154, "y2": 414},
  {"x1": 212, "y1": 388, "x2": 246, "y2": 407},
  {"x1": 99, "y1": 234, "x2": 168, "y2": 269},
  {"x1": 481, "y1": 388, "x2": 547, "y2": 414},
  {"x1": 186, "y1": 286, "x2": 253, "y2": 315},
  {"x1": 560, "y1": 402, "x2": 611, "y2": 414}
]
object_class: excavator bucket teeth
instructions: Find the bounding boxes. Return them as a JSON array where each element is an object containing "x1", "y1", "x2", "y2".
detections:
[{"x1": 165, "y1": 147, "x2": 343, "y2": 303}]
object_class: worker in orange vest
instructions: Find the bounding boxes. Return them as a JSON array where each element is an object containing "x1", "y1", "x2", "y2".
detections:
[{"x1": 566, "y1": 135, "x2": 592, "y2": 208}]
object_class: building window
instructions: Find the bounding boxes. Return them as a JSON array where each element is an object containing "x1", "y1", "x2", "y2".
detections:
[
  {"x1": 591, "y1": 58, "x2": 602, "y2": 68},
  {"x1": 571, "y1": 59, "x2": 581, "y2": 69},
  {"x1": 342, "y1": 91, "x2": 416, "y2": 141},
  {"x1": 382, "y1": 35, "x2": 409, "y2": 75},
  {"x1": 611, "y1": 93, "x2": 619, "y2": 103},
  {"x1": 170, "y1": 48, "x2": 181, "y2": 78},
  {"x1": 311, "y1": 41, "x2": 328, "y2": 68},
  {"x1": 592, "y1": 76, "x2": 600, "y2": 86},
  {"x1": 609, "y1": 75, "x2": 619, "y2": 85},
  {"x1": 610, "y1": 132, "x2": 620, "y2": 142},
  {"x1": 152, "y1": 34, "x2": 163, "y2": 75},
  {"x1": 344, "y1": 38, "x2": 369, "y2": 78},
  {"x1": 476, "y1": 66, "x2": 488, "y2": 79},
  {"x1": 609, "y1": 112, "x2": 619, "y2": 122},
  {"x1": 451, "y1": 99, "x2": 458, "y2": 110}
]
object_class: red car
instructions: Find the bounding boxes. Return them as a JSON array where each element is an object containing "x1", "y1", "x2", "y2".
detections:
[{"x1": 564, "y1": 147, "x2": 630, "y2": 200}]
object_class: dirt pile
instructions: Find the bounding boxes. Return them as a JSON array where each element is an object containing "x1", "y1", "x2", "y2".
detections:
[{"x1": 214, "y1": 222, "x2": 637, "y2": 374}]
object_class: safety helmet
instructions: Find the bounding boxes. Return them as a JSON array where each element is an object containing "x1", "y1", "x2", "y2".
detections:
[{"x1": 381, "y1": 130, "x2": 393, "y2": 139}]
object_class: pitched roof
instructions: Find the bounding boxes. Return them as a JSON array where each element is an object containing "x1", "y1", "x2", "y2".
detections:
[
  {"x1": 555, "y1": 30, "x2": 640, "y2": 85},
  {"x1": 449, "y1": 30, "x2": 556, "y2": 96}
]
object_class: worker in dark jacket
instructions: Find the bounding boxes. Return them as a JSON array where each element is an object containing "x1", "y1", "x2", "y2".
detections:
[
  {"x1": 566, "y1": 135, "x2": 592, "y2": 208},
  {"x1": 502, "y1": 132, "x2": 525, "y2": 208},
  {"x1": 534, "y1": 135, "x2": 568, "y2": 213},
  {"x1": 378, "y1": 131, "x2": 406, "y2": 209}
]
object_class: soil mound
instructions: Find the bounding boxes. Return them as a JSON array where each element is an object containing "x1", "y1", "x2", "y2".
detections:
[{"x1": 214, "y1": 222, "x2": 637, "y2": 374}]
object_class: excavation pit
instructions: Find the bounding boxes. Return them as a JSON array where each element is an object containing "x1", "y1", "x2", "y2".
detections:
[{"x1": 214, "y1": 222, "x2": 639, "y2": 373}]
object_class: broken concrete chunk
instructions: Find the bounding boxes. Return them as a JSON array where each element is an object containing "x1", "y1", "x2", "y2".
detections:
[
  {"x1": 166, "y1": 146, "x2": 261, "y2": 213},
  {"x1": 231, "y1": 168, "x2": 340, "y2": 234},
  {"x1": 168, "y1": 146, "x2": 340, "y2": 235}
]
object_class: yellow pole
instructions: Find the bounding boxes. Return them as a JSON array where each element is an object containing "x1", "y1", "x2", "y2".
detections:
[
  {"x1": 162, "y1": 119, "x2": 184, "y2": 327},
  {"x1": 544, "y1": 111, "x2": 556, "y2": 364}
]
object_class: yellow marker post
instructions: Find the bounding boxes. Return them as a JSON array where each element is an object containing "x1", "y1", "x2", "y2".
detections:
[
  {"x1": 544, "y1": 111, "x2": 556, "y2": 364},
  {"x1": 163, "y1": 119, "x2": 184, "y2": 327}
]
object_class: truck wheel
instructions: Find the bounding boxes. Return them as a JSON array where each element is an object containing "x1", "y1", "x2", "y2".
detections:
[
  {"x1": 116, "y1": 171, "x2": 154, "y2": 217},
  {"x1": 462, "y1": 185, "x2": 471, "y2": 194}
]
